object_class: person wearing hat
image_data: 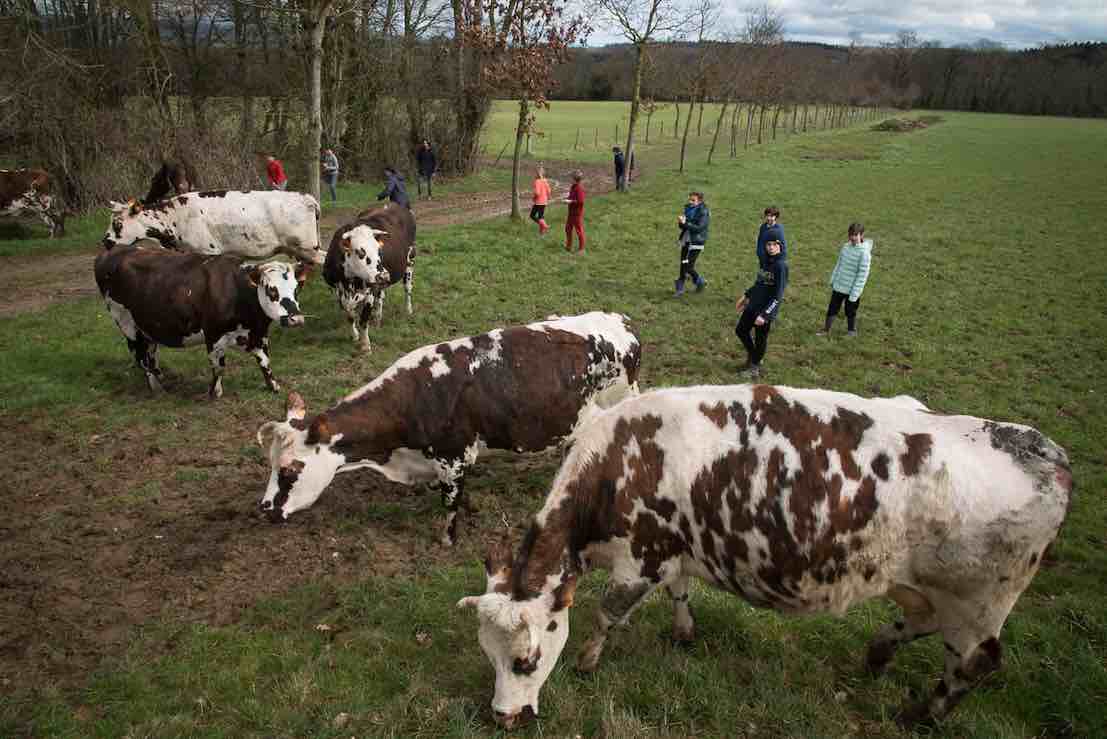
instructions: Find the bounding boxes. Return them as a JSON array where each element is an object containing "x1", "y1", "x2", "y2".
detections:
[
  {"x1": 613, "y1": 146, "x2": 626, "y2": 192},
  {"x1": 735, "y1": 235, "x2": 788, "y2": 379},
  {"x1": 817, "y1": 222, "x2": 872, "y2": 337}
]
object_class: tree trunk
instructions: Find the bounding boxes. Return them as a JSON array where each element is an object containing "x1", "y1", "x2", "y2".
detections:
[
  {"x1": 510, "y1": 98, "x2": 527, "y2": 220},
  {"x1": 791, "y1": 105, "x2": 798, "y2": 133},
  {"x1": 757, "y1": 104, "x2": 766, "y2": 144},
  {"x1": 234, "y1": 0, "x2": 254, "y2": 146},
  {"x1": 744, "y1": 104, "x2": 754, "y2": 149},
  {"x1": 707, "y1": 100, "x2": 729, "y2": 165},
  {"x1": 679, "y1": 92, "x2": 695, "y2": 172},
  {"x1": 622, "y1": 42, "x2": 646, "y2": 193},
  {"x1": 696, "y1": 99, "x2": 704, "y2": 135},
  {"x1": 306, "y1": 2, "x2": 333, "y2": 206},
  {"x1": 673, "y1": 100, "x2": 680, "y2": 139},
  {"x1": 771, "y1": 105, "x2": 780, "y2": 141},
  {"x1": 729, "y1": 103, "x2": 740, "y2": 157}
]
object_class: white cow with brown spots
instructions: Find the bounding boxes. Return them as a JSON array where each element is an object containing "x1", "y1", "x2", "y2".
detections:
[
  {"x1": 256, "y1": 312, "x2": 642, "y2": 545},
  {"x1": 459, "y1": 384, "x2": 1073, "y2": 729}
]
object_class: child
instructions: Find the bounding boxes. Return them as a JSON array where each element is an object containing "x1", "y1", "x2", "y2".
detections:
[
  {"x1": 674, "y1": 191, "x2": 709, "y2": 296},
  {"x1": 756, "y1": 205, "x2": 786, "y2": 266},
  {"x1": 530, "y1": 165, "x2": 551, "y2": 235},
  {"x1": 735, "y1": 237, "x2": 788, "y2": 379},
  {"x1": 818, "y1": 222, "x2": 872, "y2": 337},
  {"x1": 564, "y1": 170, "x2": 585, "y2": 253},
  {"x1": 265, "y1": 154, "x2": 288, "y2": 191}
]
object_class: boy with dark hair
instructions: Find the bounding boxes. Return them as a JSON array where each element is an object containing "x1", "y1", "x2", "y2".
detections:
[
  {"x1": 735, "y1": 236, "x2": 788, "y2": 379},
  {"x1": 674, "y1": 191, "x2": 709, "y2": 296},
  {"x1": 756, "y1": 205, "x2": 786, "y2": 266}
]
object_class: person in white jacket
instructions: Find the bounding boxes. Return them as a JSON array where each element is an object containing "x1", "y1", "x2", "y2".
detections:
[{"x1": 817, "y1": 222, "x2": 872, "y2": 337}]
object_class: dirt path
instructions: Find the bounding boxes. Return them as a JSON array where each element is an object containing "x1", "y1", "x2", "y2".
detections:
[{"x1": 0, "y1": 160, "x2": 616, "y2": 319}]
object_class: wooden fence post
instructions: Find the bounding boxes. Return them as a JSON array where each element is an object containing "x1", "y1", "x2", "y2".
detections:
[{"x1": 574, "y1": 128, "x2": 580, "y2": 150}]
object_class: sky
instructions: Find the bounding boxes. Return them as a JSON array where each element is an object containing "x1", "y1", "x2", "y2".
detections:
[{"x1": 587, "y1": 0, "x2": 1107, "y2": 50}]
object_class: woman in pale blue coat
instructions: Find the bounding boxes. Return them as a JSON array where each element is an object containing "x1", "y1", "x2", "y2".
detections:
[{"x1": 817, "y1": 222, "x2": 872, "y2": 336}]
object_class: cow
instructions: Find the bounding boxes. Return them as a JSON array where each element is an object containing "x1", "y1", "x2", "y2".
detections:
[
  {"x1": 256, "y1": 312, "x2": 642, "y2": 545},
  {"x1": 104, "y1": 190, "x2": 323, "y2": 264},
  {"x1": 323, "y1": 203, "x2": 416, "y2": 352},
  {"x1": 458, "y1": 384, "x2": 1073, "y2": 729},
  {"x1": 1, "y1": 168, "x2": 65, "y2": 237},
  {"x1": 95, "y1": 242, "x2": 310, "y2": 398},
  {"x1": 142, "y1": 160, "x2": 197, "y2": 205}
]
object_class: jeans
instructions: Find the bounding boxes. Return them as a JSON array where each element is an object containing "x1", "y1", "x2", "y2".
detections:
[
  {"x1": 417, "y1": 173, "x2": 433, "y2": 197},
  {"x1": 323, "y1": 172, "x2": 338, "y2": 202}
]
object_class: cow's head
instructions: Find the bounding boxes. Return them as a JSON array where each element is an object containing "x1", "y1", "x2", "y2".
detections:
[
  {"x1": 458, "y1": 544, "x2": 576, "y2": 729},
  {"x1": 104, "y1": 199, "x2": 150, "y2": 247},
  {"x1": 247, "y1": 261, "x2": 310, "y2": 327},
  {"x1": 257, "y1": 392, "x2": 345, "y2": 520},
  {"x1": 340, "y1": 225, "x2": 391, "y2": 286}
]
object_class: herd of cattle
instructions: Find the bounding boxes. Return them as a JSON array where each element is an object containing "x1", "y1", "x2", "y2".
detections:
[{"x1": 6, "y1": 164, "x2": 1076, "y2": 730}]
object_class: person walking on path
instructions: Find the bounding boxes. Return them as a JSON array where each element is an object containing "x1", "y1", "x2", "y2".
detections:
[
  {"x1": 266, "y1": 154, "x2": 288, "y2": 191},
  {"x1": 564, "y1": 171, "x2": 586, "y2": 253},
  {"x1": 321, "y1": 148, "x2": 339, "y2": 203},
  {"x1": 530, "y1": 165, "x2": 551, "y2": 235},
  {"x1": 817, "y1": 222, "x2": 872, "y2": 337},
  {"x1": 377, "y1": 166, "x2": 411, "y2": 209},
  {"x1": 735, "y1": 236, "x2": 788, "y2": 379},
  {"x1": 613, "y1": 146, "x2": 627, "y2": 192},
  {"x1": 415, "y1": 140, "x2": 437, "y2": 199},
  {"x1": 756, "y1": 205, "x2": 786, "y2": 266},
  {"x1": 674, "y1": 191, "x2": 709, "y2": 296}
]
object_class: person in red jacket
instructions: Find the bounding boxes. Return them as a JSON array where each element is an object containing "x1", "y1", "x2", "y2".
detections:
[
  {"x1": 563, "y1": 170, "x2": 585, "y2": 253},
  {"x1": 265, "y1": 154, "x2": 288, "y2": 191}
]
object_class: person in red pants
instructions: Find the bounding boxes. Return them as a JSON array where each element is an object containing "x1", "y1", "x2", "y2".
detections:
[{"x1": 563, "y1": 170, "x2": 586, "y2": 253}]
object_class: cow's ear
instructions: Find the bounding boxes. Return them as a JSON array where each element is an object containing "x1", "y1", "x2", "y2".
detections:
[
  {"x1": 306, "y1": 416, "x2": 331, "y2": 445},
  {"x1": 552, "y1": 571, "x2": 577, "y2": 611},
  {"x1": 341, "y1": 236, "x2": 352, "y2": 253},
  {"x1": 456, "y1": 595, "x2": 482, "y2": 611},
  {"x1": 127, "y1": 199, "x2": 142, "y2": 215},
  {"x1": 247, "y1": 265, "x2": 263, "y2": 287},
  {"x1": 294, "y1": 261, "x2": 312, "y2": 285},
  {"x1": 286, "y1": 391, "x2": 307, "y2": 421},
  {"x1": 109, "y1": 200, "x2": 124, "y2": 211},
  {"x1": 484, "y1": 540, "x2": 514, "y2": 576}
]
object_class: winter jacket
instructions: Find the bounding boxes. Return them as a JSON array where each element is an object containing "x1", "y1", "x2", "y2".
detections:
[
  {"x1": 613, "y1": 151, "x2": 626, "y2": 176},
  {"x1": 416, "y1": 146, "x2": 437, "y2": 176},
  {"x1": 680, "y1": 202, "x2": 710, "y2": 248},
  {"x1": 566, "y1": 182, "x2": 585, "y2": 219},
  {"x1": 321, "y1": 152, "x2": 339, "y2": 175},
  {"x1": 266, "y1": 159, "x2": 287, "y2": 187},
  {"x1": 829, "y1": 239, "x2": 872, "y2": 301},
  {"x1": 377, "y1": 171, "x2": 410, "y2": 208},
  {"x1": 744, "y1": 252, "x2": 788, "y2": 322},
  {"x1": 756, "y1": 222, "x2": 787, "y2": 266}
]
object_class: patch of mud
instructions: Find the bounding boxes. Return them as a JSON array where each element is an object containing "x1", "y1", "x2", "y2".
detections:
[{"x1": 0, "y1": 253, "x2": 99, "y2": 318}]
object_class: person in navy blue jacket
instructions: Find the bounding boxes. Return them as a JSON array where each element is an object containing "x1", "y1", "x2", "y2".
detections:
[
  {"x1": 735, "y1": 236, "x2": 788, "y2": 379},
  {"x1": 756, "y1": 205, "x2": 786, "y2": 267}
]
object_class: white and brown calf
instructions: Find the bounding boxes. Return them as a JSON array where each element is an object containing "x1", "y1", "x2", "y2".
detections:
[
  {"x1": 1, "y1": 168, "x2": 65, "y2": 237},
  {"x1": 459, "y1": 384, "x2": 1073, "y2": 729},
  {"x1": 104, "y1": 189, "x2": 323, "y2": 264},
  {"x1": 256, "y1": 312, "x2": 642, "y2": 545},
  {"x1": 322, "y1": 204, "x2": 416, "y2": 351},
  {"x1": 95, "y1": 243, "x2": 309, "y2": 398}
]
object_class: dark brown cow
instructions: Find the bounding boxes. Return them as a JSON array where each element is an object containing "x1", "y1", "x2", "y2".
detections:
[
  {"x1": 257, "y1": 312, "x2": 641, "y2": 545},
  {"x1": 95, "y1": 242, "x2": 309, "y2": 398},
  {"x1": 1, "y1": 168, "x2": 65, "y2": 237},
  {"x1": 459, "y1": 384, "x2": 1073, "y2": 729},
  {"x1": 142, "y1": 160, "x2": 198, "y2": 205},
  {"x1": 323, "y1": 203, "x2": 416, "y2": 351}
]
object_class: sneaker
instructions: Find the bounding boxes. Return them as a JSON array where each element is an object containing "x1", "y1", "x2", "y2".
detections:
[
  {"x1": 815, "y1": 329, "x2": 830, "y2": 337},
  {"x1": 694, "y1": 278, "x2": 707, "y2": 293},
  {"x1": 748, "y1": 364, "x2": 762, "y2": 379},
  {"x1": 846, "y1": 330, "x2": 858, "y2": 337}
]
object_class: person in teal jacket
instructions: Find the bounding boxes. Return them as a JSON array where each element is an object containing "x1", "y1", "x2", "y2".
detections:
[{"x1": 817, "y1": 222, "x2": 872, "y2": 337}]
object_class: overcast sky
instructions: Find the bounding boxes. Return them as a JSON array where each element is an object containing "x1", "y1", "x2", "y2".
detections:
[{"x1": 587, "y1": 0, "x2": 1107, "y2": 50}]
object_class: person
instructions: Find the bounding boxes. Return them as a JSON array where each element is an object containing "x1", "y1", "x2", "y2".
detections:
[
  {"x1": 735, "y1": 236, "x2": 788, "y2": 379},
  {"x1": 818, "y1": 222, "x2": 872, "y2": 337},
  {"x1": 320, "y1": 148, "x2": 339, "y2": 203},
  {"x1": 530, "y1": 165, "x2": 551, "y2": 235},
  {"x1": 563, "y1": 171, "x2": 586, "y2": 253},
  {"x1": 674, "y1": 191, "x2": 709, "y2": 296},
  {"x1": 613, "y1": 146, "x2": 626, "y2": 192},
  {"x1": 266, "y1": 154, "x2": 288, "y2": 191},
  {"x1": 415, "y1": 140, "x2": 436, "y2": 199},
  {"x1": 377, "y1": 166, "x2": 410, "y2": 209},
  {"x1": 756, "y1": 205, "x2": 786, "y2": 266}
]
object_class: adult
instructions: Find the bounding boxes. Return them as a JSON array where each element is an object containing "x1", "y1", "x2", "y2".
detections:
[
  {"x1": 756, "y1": 205, "x2": 786, "y2": 266},
  {"x1": 266, "y1": 154, "x2": 288, "y2": 191},
  {"x1": 377, "y1": 166, "x2": 411, "y2": 209},
  {"x1": 612, "y1": 146, "x2": 626, "y2": 192},
  {"x1": 415, "y1": 140, "x2": 436, "y2": 199},
  {"x1": 320, "y1": 148, "x2": 340, "y2": 203}
]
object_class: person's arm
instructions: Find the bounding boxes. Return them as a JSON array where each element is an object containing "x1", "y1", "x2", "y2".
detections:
[
  {"x1": 377, "y1": 180, "x2": 392, "y2": 200},
  {"x1": 759, "y1": 263, "x2": 788, "y2": 322},
  {"x1": 829, "y1": 248, "x2": 844, "y2": 286},
  {"x1": 849, "y1": 249, "x2": 871, "y2": 302}
]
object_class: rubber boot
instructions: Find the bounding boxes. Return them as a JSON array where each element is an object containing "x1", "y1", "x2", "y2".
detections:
[
  {"x1": 816, "y1": 316, "x2": 834, "y2": 336},
  {"x1": 694, "y1": 276, "x2": 707, "y2": 292},
  {"x1": 674, "y1": 279, "x2": 685, "y2": 297}
]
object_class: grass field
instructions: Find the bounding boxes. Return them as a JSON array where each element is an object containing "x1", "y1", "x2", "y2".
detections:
[{"x1": 1, "y1": 108, "x2": 1105, "y2": 738}]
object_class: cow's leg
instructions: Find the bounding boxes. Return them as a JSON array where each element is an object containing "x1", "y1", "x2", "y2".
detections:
[
  {"x1": 357, "y1": 301, "x2": 374, "y2": 352},
  {"x1": 578, "y1": 576, "x2": 661, "y2": 673},
  {"x1": 403, "y1": 260, "x2": 414, "y2": 315},
  {"x1": 438, "y1": 475, "x2": 467, "y2": 547},
  {"x1": 248, "y1": 336, "x2": 279, "y2": 393},
  {"x1": 865, "y1": 585, "x2": 940, "y2": 675},
  {"x1": 130, "y1": 336, "x2": 163, "y2": 393},
  {"x1": 207, "y1": 342, "x2": 227, "y2": 399},
  {"x1": 373, "y1": 288, "x2": 385, "y2": 327},
  {"x1": 666, "y1": 575, "x2": 695, "y2": 644}
]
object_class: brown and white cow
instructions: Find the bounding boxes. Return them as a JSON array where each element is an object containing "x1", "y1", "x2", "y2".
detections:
[
  {"x1": 95, "y1": 242, "x2": 309, "y2": 398},
  {"x1": 257, "y1": 312, "x2": 642, "y2": 545},
  {"x1": 1, "y1": 168, "x2": 65, "y2": 237},
  {"x1": 323, "y1": 203, "x2": 416, "y2": 351},
  {"x1": 104, "y1": 190, "x2": 323, "y2": 264},
  {"x1": 459, "y1": 384, "x2": 1073, "y2": 729}
]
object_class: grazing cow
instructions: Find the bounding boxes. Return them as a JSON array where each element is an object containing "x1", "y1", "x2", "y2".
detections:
[
  {"x1": 458, "y1": 384, "x2": 1073, "y2": 729},
  {"x1": 1, "y1": 168, "x2": 65, "y2": 237},
  {"x1": 323, "y1": 203, "x2": 416, "y2": 352},
  {"x1": 142, "y1": 160, "x2": 197, "y2": 205},
  {"x1": 95, "y1": 242, "x2": 310, "y2": 398},
  {"x1": 104, "y1": 190, "x2": 323, "y2": 264},
  {"x1": 256, "y1": 312, "x2": 642, "y2": 545}
]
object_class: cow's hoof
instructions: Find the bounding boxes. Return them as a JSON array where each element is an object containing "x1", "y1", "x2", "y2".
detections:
[
  {"x1": 268, "y1": 382, "x2": 281, "y2": 394},
  {"x1": 865, "y1": 641, "x2": 895, "y2": 677},
  {"x1": 439, "y1": 533, "x2": 456, "y2": 547},
  {"x1": 671, "y1": 627, "x2": 695, "y2": 647},
  {"x1": 894, "y1": 702, "x2": 935, "y2": 729}
]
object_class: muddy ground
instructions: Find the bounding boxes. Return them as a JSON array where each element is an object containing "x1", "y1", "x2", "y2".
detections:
[{"x1": 0, "y1": 160, "x2": 616, "y2": 707}]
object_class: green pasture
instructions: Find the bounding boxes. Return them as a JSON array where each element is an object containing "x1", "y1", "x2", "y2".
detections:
[{"x1": 2, "y1": 111, "x2": 1106, "y2": 737}]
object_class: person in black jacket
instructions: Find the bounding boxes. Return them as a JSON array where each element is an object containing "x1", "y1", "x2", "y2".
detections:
[
  {"x1": 613, "y1": 146, "x2": 626, "y2": 192},
  {"x1": 377, "y1": 167, "x2": 410, "y2": 209},
  {"x1": 415, "y1": 140, "x2": 436, "y2": 199},
  {"x1": 735, "y1": 236, "x2": 788, "y2": 379},
  {"x1": 674, "y1": 191, "x2": 709, "y2": 296}
]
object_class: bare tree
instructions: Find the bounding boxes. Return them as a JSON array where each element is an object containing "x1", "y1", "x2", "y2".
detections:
[{"x1": 677, "y1": 0, "x2": 717, "y2": 173}]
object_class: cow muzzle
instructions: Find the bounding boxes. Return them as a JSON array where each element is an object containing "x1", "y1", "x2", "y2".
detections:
[
  {"x1": 280, "y1": 314, "x2": 305, "y2": 328},
  {"x1": 493, "y1": 705, "x2": 536, "y2": 730}
]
